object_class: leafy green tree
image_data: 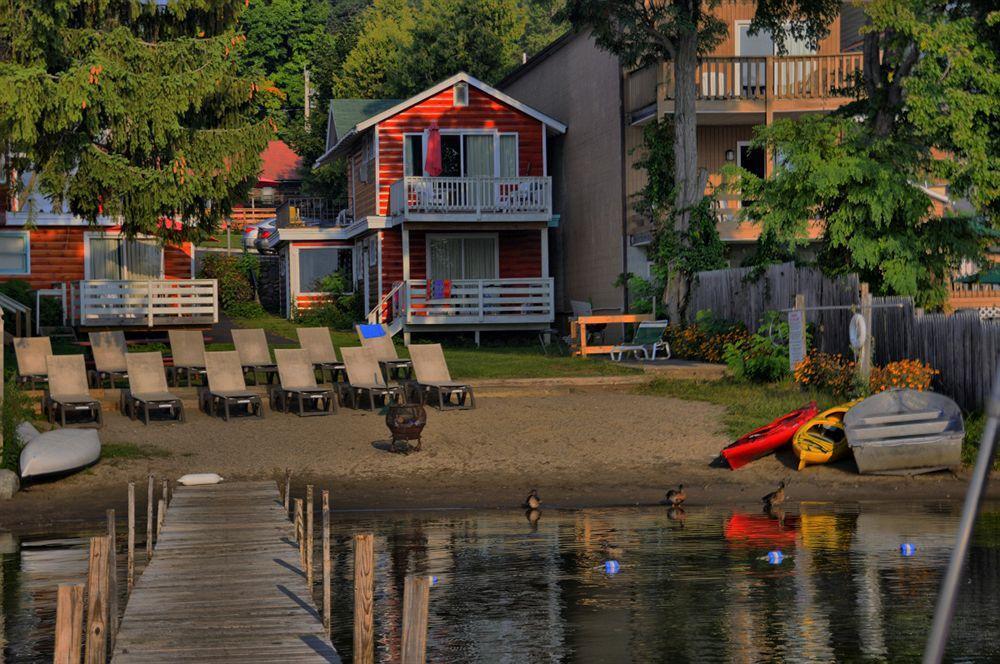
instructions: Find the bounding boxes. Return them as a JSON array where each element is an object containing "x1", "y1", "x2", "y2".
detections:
[
  {"x1": 520, "y1": 0, "x2": 569, "y2": 57},
  {"x1": 0, "y1": 0, "x2": 276, "y2": 238},
  {"x1": 733, "y1": 0, "x2": 998, "y2": 308},
  {"x1": 563, "y1": 0, "x2": 840, "y2": 321},
  {"x1": 333, "y1": 0, "x2": 415, "y2": 97}
]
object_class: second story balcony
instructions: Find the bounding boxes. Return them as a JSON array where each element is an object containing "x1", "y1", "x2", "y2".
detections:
[{"x1": 389, "y1": 176, "x2": 553, "y2": 222}]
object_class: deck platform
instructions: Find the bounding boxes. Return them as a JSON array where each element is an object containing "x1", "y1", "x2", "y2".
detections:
[{"x1": 112, "y1": 481, "x2": 339, "y2": 663}]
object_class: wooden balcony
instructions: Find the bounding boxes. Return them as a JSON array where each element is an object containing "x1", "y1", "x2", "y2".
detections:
[
  {"x1": 389, "y1": 176, "x2": 552, "y2": 221},
  {"x1": 654, "y1": 53, "x2": 863, "y2": 115},
  {"x1": 399, "y1": 278, "x2": 554, "y2": 326},
  {"x1": 69, "y1": 279, "x2": 219, "y2": 327}
]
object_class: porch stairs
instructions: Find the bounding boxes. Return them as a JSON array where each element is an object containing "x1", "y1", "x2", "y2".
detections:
[{"x1": 367, "y1": 281, "x2": 405, "y2": 337}]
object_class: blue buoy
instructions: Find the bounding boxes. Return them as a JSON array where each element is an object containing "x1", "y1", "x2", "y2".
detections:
[
  {"x1": 603, "y1": 560, "x2": 621, "y2": 575},
  {"x1": 767, "y1": 550, "x2": 784, "y2": 565},
  {"x1": 900, "y1": 543, "x2": 916, "y2": 557},
  {"x1": 429, "y1": 576, "x2": 439, "y2": 586}
]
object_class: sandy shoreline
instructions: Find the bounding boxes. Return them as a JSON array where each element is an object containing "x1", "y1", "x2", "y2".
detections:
[{"x1": 2, "y1": 382, "x2": 995, "y2": 533}]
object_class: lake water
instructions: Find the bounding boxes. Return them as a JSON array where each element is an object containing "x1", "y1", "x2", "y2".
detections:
[{"x1": 3, "y1": 502, "x2": 999, "y2": 662}]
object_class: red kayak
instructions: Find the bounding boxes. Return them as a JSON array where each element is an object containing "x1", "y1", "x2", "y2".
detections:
[{"x1": 721, "y1": 403, "x2": 819, "y2": 469}]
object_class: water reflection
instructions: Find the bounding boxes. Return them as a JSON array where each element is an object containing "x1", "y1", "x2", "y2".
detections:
[{"x1": 2, "y1": 503, "x2": 999, "y2": 663}]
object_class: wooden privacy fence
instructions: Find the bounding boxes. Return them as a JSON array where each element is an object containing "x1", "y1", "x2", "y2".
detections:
[{"x1": 687, "y1": 262, "x2": 859, "y2": 354}]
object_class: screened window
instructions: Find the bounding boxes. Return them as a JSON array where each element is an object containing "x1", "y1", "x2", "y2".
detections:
[
  {"x1": 404, "y1": 135, "x2": 424, "y2": 176},
  {"x1": 298, "y1": 247, "x2": 354, "y2": 293},
  {"x1": 427, "y1": 236, "x2": 497, "y2": 280},
  {"x1": 87, "y1": 236, "x2": 162, "y2": 280},
  {"x1": 0, "y1": 232, "x2": 29, "y2": 274}
]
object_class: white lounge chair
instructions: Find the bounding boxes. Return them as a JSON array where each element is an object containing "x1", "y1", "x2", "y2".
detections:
[{"x1": 610, "y1": 320, "x2": 671, "y2": 361}]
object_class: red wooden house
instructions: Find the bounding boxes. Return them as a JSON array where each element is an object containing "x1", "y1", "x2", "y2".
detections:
[{"x1": 268, "y1": 72, "x2": 566, "y2": 342}]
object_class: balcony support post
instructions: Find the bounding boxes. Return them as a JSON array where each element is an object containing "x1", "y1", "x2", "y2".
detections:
[
  {"x1": 540, "y1": 229, "x2": 549, "y2": 278},
  {"x1": 402, "y1": 228, "x2": 410, "y2": 282}
]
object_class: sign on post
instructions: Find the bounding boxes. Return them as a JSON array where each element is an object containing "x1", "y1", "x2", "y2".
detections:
[{"x1": 788, "y1": 295, "x2": 806, "y2": 371}]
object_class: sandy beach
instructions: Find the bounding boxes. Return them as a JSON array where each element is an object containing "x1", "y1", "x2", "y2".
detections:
[{"x1": 2, "y1": 380, "x2": 993, "y2": 532}]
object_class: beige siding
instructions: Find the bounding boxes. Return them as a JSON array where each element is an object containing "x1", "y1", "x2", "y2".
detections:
[
  {"x1": 624, "y1": 124, "x2": 650, "y2": 237},
  {"x1": 708, "y1": 1, "x2": 841, "y2": 56}
]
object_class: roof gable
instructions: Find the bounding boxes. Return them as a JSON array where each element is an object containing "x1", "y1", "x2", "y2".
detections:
[{"x1": 328, "y1": 98, "x2": 401, "y2": 148}]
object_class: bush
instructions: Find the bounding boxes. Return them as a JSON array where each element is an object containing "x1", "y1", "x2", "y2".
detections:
[
  {"x1": 869, "y1": 359, "x2": 938, "y2": 393},
  {"x1": 294, "y1": 270, "x2": 358, "y2": 330},
  {"x1": 665, "y1": 310, "x2": 749, "y2": 362},
  {"x1": 0, "y1": 279, "x2": 63, "y2": 328},
  {"x1": 198, "y1": 254, "x2": 256, "y2": 313},
  {"x1": 226, "y1": 301, "x2": 267, "y2": 319},
  {"x1": 794, "y1": 351, "x2": 858, "y2": 397},
  {"x1": 723, "y1": 333, "x2": 790, "y2": 382},
  {"x1": 2, "y1": 376, "x2": 36, "y2": 473}
]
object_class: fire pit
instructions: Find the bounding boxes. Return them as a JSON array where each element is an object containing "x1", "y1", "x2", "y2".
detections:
[{"x1": 385, "y1": 402, "x2": 427, "y2": 453}]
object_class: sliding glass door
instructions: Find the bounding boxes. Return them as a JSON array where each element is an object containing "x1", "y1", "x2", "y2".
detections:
[
  {"x1": 87, "y1": 235, "x2": 163, "y2": 280},
  {"x1": 427, "y1": 235, "x2": 498, "y2": 281}
]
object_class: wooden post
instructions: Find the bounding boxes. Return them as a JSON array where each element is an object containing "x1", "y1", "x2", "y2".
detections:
[
  {"x1": 84, "y1": 536, "x2": 111, "y2": 664},
  {"x1": 322, "y1": 490, "x2": 331, "y2": 636},
  {"x1": 859, "y1": 283, "x2": 874, "y2": 384},
  {"x1": 294, "y1": 498, "x2": 304, "y2": 567},
  {"x1": 353, "y1": 533, "x2": 375, "y2": 664},
  {"x1": 53, "y1": 583, "x2": 85, "y2": 664},
  {"x1": 284, "y1": 469, "x2": 291, "y2": 517},
  {"x1": 106, "y1": 508, "x2": 118, "y2": 655},
  {"x1": 162, "y1": 478, "x2": 169, "y2": 507},
  {"x1": 127, "y1": 481, "x2": 135, "y2": 593},
  {"x1": 156, "y1": 498, "x2": 165, "y2": 542},
  {"x1": 306, "y1": 485, "x2": 314, "y2": 589},
  {"x1": 401, "y1": 576, "x2": 431, "y2": 664},
  {"x1": 146, "y1": 474, "x2": 154, "y2": 560}
]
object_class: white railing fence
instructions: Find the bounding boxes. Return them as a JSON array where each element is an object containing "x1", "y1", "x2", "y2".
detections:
[
  {"x1": 367, "y1": 280, "x2": 405, "y2": 332},
  {"x1": 390, "y1": 177, "x2": 552, "y2": 216},
  {"x1": 405, "y1": 278, "x2": 554, "y2": 324},
  {"x1": 71, "y1": 279, "x2": 219, "y2": 327}
]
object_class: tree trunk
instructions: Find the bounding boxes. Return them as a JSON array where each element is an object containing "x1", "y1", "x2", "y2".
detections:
[{"x1": 663, "y1": 27, "x2": 702, "y2": 324}]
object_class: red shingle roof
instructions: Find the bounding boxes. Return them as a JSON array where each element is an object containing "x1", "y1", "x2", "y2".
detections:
[{"x1": 258, "y1": 140, "x2": 302, "y2": 186}]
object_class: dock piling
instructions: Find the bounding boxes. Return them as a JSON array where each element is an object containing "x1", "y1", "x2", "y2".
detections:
[
  {"x1": 53, "y1": 583, "x2": 84, "y2": 664},
  {"x1": 353, "y1": 533, "x2": 375, "y2": 664},
  {"x1": 284, "y1": 469, "x2": 291, "y2": 516},
  {"x1": 84, "y1": 536, "x2": 111, "y2": 664},
  {"x1": 145, "y1": 474, "x2": 154, "y2": 560},
  {"x1": 127, "y1": 482, "x2": 135, "y2": 593},
  {"x1": 306, "y1": 484, "x2": 314, "y2": 589},
  {"x1": 294, "y1": 498, "x2": 305, "y2": 567},
  {"x1": 106, "y1": 508, "x2": 119, "y2": 655},
  {"x1": 401, "y1": 575, "x2": 431, "y2": 664},
  {"x1": 322, "y1": 489, "x2": 331, "y2": 636},
  {"x1": 162, "y1": 478, "x2": 169, "y2": 507},
  {"x1": 156, "y1": 498, "x2": 165, "y2": 542}
]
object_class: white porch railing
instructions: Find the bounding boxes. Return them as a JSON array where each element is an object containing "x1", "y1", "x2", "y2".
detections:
[
  {"x1": 389, "y1": 176, "x2": 552, "y2": 217},
  {"x1": 70, "y1": 279, "x2": 219, "y2": 327},
  {"x1": 404, "y1": 278, "x2": 554, "y2": 325}
]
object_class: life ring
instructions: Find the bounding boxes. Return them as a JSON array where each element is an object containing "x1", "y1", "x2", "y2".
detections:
[{"x1": 849, "y1": 313, "x2": 867, "y2": 350}]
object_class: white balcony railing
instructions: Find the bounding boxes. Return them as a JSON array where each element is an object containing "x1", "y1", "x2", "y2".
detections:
[
  {"x1": 70, "y1": 279, "x2": 219, "y2": 327},
  {"x1": 389, "y1": 176, "x2": 552, "y2": 218},
  {"x1": 403, "y1": 278, "x2": 554, "y2": 325}
]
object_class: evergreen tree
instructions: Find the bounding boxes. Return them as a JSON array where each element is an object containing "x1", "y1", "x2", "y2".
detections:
[{"x1": 0, "y1": 0, "x2": 276, "y2": 238}]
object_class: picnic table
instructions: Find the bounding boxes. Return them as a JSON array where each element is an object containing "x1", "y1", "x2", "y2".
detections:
[{"x1": 570, "y1": 313, "x2": 653, "y2": 356}]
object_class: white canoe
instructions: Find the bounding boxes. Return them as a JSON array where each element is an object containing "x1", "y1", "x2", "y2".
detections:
[{"x1": 20, "y1": 427, "x2": 101, "y2": 479}]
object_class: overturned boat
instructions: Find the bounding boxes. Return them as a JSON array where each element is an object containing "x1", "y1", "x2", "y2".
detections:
[
  {"x1": 19, "y1": 423, "x2": 102, "y2": 480},
  {"x1": 844, "y1": 390, "x2": 963, "y2": 475}
]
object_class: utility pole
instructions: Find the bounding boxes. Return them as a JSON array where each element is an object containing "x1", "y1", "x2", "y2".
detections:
[{"x1": 304, "y1": 68, "x2": 311, "y2": 131}]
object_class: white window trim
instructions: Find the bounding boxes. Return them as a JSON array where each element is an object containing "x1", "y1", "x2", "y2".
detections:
[
  {"x1": 408, "y1": 129, "x2": 520, "y2": 179},
  {"x1": 0, "y1": 230, "x2": 30, "y2": 276},
  {"x1": 425, "y1": 233, "x2": 500, "y2": 281},
  {"x1": 83, "y1": 231, "x2": 165, "y2": 280},
  {"x1": 291, "y1": 245, "x2": 355, "y2": 296}
]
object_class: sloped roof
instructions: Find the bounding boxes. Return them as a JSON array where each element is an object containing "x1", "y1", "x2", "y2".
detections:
[
  {"x1": 330, "y1": 98, "x2": 401, "y2": 144},
  {"x1": 258, "y1": 140, "x2": 302, "y2": 185}
]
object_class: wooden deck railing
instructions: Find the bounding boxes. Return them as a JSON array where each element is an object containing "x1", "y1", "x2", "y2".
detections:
[
  {"x1": 662, "y1": 53, "x2": 863, "y2": 101},
  {"x1": 405, "y1": 278, "x2": 554, "y2": 324},
  {"x1": 70, "y1": 279, "x2": 219, "y2": 327},
  {"x1": 390, "y1": 176, "x2": 552, "y2": 217},
  {"x1": 625, "y1": 62, "x2": 660, "y2": 114}
]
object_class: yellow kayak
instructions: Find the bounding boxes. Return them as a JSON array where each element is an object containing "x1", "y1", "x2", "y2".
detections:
[{"x1": 793, "y1": 400, "x2": 862, "y2": 471}]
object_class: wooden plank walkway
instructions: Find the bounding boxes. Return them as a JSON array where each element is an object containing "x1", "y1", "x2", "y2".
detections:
[{"x1": 112, "y1": 481, "x2": 340, "y2": 663}]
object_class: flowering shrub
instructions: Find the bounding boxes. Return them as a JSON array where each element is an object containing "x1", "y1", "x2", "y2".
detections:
[
  {"x1": 665, "y1": 311, "x2": 749, "y2": 362},
  {"x1": 869, "y1": 359, "x2": 938, "y2": 393},
  {"x1": 794, "y1": 352, "x2": 857, "y2": 397}
]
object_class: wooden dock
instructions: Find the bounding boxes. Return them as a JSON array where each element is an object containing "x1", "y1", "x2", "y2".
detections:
[{"x1": 111, "y1": 481, "x2": 340, "y2": 663}]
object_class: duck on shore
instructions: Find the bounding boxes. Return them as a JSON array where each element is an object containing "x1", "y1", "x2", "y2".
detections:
[
  {"x1": 663, "y1": 484, "x2": 686, "y2": 507},
  {"x1": 762, "y1": 480, "x2": 787, "y2": 510},
  {"x1": 523, "y1": 489, "x2": 541, "y2": 510}
]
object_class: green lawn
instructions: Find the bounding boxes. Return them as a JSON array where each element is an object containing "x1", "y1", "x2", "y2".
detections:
[{"x1": 228, "y1": 313, "x2": 640, "y2": 380}]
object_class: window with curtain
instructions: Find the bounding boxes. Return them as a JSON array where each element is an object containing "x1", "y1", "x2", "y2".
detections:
[
  {"x1": 0, "y1": 232, "x2": 29, "y2": 274},
  {"x1": 428, "y1": 236, "x2": 497, "y2": 280},
  {"x1": 440, "y1": 135, "x2": 462, "y2": 177},
  {"x1": 499, "y1": 135, "x2": 518, "y2": 177},
  {"x1": 88, "y1": 236, "x2": 164, "y2": 280},
  {"x1": 404, "y1": 135, "x2": 424, "y2": 176},
  {"x1": 298, "y1": 247, "x2": 354, "y2": 293}
]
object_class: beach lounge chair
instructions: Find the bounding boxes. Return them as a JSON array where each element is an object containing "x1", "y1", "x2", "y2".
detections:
[
  {"x1": 270, "y1": 349, "x2": 336, "y2": 416},
  {"x1": 13, "y1": 337, "x2": 52, "y2": 389},
  {"x1": 296, "y1": 327, "x2": 346, "y2": 383},
  {"x1": 43, "y1": 355, "x2": 102, "y2": 428},
  {"x1": 610, "y1": 320, "x2": 671, "y2": 361},
  {"x1": 121, "y1": 352, "x2": 185, "y2": 424},
  {"x1": 88, "y1": 331, "x2": 128, "y2": 388},
  {"x1": 409, "y1": 343, "x2": 475, "y2": 410},
  {"x1": 168, "y1": 330, "x2": 207, "y2": 386},
  {"x1": 201, "y1": 351, "x2": 264, "y2": 420},
  {"x1": 356, "y1": 323, "x2": 412, "y2": 380},
  {"x1": 340, "y1": 347, "x2": 404, "y2": 411},
  {"x1": 232, "y1": 328, "x2": 278, "y2": 385}
]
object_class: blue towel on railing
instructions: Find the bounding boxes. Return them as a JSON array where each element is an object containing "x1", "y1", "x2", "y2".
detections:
[{"x1": 426, "y1": 279, "x2": 452, "y2": 300}]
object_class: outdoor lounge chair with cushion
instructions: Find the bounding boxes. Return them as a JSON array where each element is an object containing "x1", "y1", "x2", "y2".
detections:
[
  {"x1": 14, "y1": 337, "x2": 53, "y2": 389},
  {"x1": 88, "y1": 331, "x2": 128, "y2": 388},
  {"x1": 610, "y1": 320, "x2": 671, "y2": 361},
  {"x1": 168, "y1": 330, "x2": 207, "y2": 386},
  {"x1": 340, "y1": 347, "x2": 404, "y2": 411},
  {"x1": 43, "y1": 355, "x2": 103, "y2": 428},
  {"x1": 270, "y1": 349, "x2": 336, "y2": 416},
  {"x1": 232, "y1": 328, "x2": 278, "y2": 385},
  {"x1": 122, "y1": 352, "x2": 185, "y2": 424},
  {"x1": 296, "y1": 327, "x2": 346, "y2": 383},
  {"x1": 356, "y1": 323, "x2": 412, "y2": 380},
  {"x1": 201, "y1": 351, "x2": 264, "y2": 420},
  {"x1": 408, "y1": 343, "x2": 475, "y2": 410}
]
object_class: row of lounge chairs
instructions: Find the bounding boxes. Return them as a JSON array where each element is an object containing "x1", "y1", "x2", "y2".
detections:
[{"x1": 12, "y1": 325, "x2": 475, "y2": 427}]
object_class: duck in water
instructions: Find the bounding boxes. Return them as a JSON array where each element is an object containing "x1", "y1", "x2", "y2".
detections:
[
  {"x1": 523, "y1": 489, "x2": 541, "y2": 510},
  {"x1": 761, "y1": 480, "x2": 787, "y2": 510},
  {"x1": 525, "y1": 508, "x2": 541, "y2": 531},
  {"x1": 663, "y1": 484, "x2": 686, "y2": 507}
]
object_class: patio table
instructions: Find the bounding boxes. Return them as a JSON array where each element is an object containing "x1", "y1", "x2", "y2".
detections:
[{"x1": 570, "y1": 313, "x2": 652, "y2": 356}]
